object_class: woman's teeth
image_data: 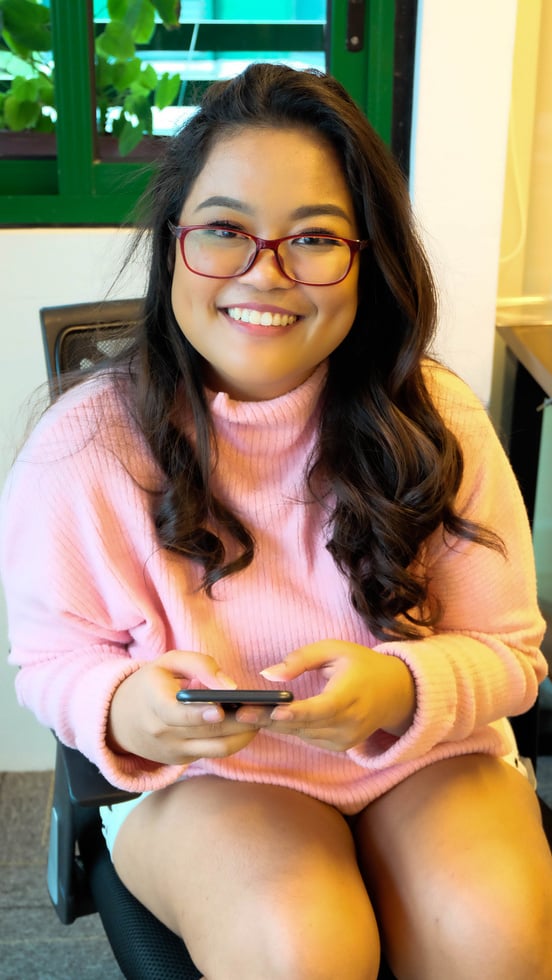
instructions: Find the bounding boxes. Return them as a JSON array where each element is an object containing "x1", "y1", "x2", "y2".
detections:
[{"x1": 227, "y1": 307, "x2": 298, "y2": 326}]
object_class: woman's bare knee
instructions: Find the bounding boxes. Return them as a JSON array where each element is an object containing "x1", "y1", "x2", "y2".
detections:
[
  {"x1": 187, "y1": 823, "x2": 381, "y2": 980},
  {"x1": 354, "y1": 755, "x2": 552, "y2": 980},
  {"x1": 113, "y1": 778, "x2": 381, "y2": 980},
  {"x1": 198, "y1": 903, "x2": 380, "y2": 980}
]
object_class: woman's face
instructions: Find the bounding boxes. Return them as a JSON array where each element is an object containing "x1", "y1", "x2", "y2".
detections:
[{"x1": 171, "y1": 125, "x2": 360, "y2": 401}]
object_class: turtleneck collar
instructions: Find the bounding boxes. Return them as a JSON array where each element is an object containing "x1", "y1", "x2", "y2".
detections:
[
  {"x1": 203, "y1": 363, "x2": 327, "y2": 512},
  {"x1": 207, "y1": 362, "x2": 327, "y2": 453}
]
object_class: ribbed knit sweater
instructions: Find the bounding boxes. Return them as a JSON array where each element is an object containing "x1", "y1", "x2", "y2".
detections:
[{"x1": 0, "y1": 363, "x2": 546, "y2": 813}]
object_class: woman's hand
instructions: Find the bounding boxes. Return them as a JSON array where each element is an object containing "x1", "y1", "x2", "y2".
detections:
[
  {"x1": 236, "y1": 640, "x2": 416, "y2": 752},
  {"x1": 107, "y1": 650, "x2": 260, "y2": 765}
]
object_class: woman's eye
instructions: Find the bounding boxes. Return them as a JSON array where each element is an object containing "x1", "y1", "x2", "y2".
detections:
[
  {"x1": 207, "y1": 226, "x2": 244, "y2": 240},
  {"x1": 293, "y1": 235, "x2": 343, "y2": 248}
]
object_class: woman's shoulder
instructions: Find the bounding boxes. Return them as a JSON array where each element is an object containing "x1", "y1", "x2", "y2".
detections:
[
  {"x1": 15, "y1": 370, "x2": 153, "y2": 476},
  {"x1": 422, "y1": 359, "x2": 488, "y2": 429},
  {"x1": 421, "y1": 359, "x2": 508, "y2": 478}
]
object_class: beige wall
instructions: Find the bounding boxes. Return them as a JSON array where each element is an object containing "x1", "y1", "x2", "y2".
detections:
[
  {"x1": 498, "y1": 0, "x2": 552, "y2": 300},
  {"x1": 496, "y1": 0, "x2": 552, "y2": 627},
  {"x1": 524, "y1": 0, "x2": 552, "y2": 297}
]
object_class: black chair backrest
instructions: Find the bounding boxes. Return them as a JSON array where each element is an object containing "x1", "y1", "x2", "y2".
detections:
[{"x1": 40, "y1": 298, "x2": 144, "y2": 394}]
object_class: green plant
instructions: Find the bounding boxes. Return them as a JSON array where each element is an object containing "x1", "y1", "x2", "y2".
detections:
[
  {"x1": 95, "y1": 0, "x2": 182, "y2": 155},
  {"x1": 0, "y1": 0, "x2": 183, "y2": 155},
  {"x1": 0, "y1": 0, "x2": 55, "y2": 132}
]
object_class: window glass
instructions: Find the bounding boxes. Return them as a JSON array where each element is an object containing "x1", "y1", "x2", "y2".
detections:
[{"x1": 92, "y1": 0, "x2": 326, "y2": 155}]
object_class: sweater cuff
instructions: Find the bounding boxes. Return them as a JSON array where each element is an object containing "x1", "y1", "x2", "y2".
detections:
[
  {"x1": 347, "y1": 646, "x2": 458, "y2": 770},
  {"x1": 67, "y1": 657, "x2": 188, "y2": 792}
]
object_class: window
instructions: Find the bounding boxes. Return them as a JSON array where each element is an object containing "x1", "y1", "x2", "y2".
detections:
[{"x1": 0, "y1": 0, "x2": 414, "y2": 226}]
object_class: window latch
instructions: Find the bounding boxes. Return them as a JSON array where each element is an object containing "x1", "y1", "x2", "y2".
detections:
[{"x1": 346, "y1": 0, "x2": 366, "y2": 52}]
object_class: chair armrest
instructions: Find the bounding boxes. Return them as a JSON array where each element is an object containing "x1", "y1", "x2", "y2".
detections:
[
  {"x1": 58, "y1": 742, "x2": 141, "y2": 807},
  {"x1": 47, "y1": 739, "x2": 140, "y2": 924}
]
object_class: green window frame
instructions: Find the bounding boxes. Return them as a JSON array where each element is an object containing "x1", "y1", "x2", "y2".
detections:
[{"x1": 0, "y1": 0, "x2": 408, "y2": 226}]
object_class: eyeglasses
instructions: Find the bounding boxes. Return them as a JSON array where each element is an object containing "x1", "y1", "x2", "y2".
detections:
[{"x1": 168, "y1": 222, "x2": 369, "y2": 286}]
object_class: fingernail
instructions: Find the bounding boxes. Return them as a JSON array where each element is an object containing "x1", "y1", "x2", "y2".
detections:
[
  {"x1": 202, "y1": 706, "x2": 222, "y2": 722},
  {"x1": 236, "y1": 708, "x2": 261, "y2": 724},
  {"x1": 215, "y1": 671, "x2": 237, "y2": 689},
  {"x1": 271, "y1": 708, "x2": 293, "y2": 721}
]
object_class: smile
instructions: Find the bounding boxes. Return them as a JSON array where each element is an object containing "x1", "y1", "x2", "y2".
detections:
[{"x1": 226, "y1": 307, "x2": 298, "y2": 327}]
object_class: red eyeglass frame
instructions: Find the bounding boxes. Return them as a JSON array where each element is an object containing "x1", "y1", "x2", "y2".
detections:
[{"x1": 168, "y1": 221, "x2": 370, "y2": 285}]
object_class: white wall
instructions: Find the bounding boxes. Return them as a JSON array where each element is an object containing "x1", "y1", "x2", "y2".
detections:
[
  {"x1": 0, "y1": 0, "x2": 518, "y2": 769},
  {"x1": 411, "y1": 0, "x2": 517, "y2": 404},
  {"x1": 0, "y1": 230, "x2": 147, "y2": 770}
]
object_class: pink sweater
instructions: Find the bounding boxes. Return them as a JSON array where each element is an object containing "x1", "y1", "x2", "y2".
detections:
[{"x1": 0, "y1": 363, "x2": 546, "y2": 813}]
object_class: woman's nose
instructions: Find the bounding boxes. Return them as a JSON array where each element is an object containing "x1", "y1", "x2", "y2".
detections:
[{"x1": 238, "y1": 246, "x2": 295, "y2": 288}]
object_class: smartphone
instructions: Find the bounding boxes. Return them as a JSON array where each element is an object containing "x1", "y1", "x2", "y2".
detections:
[{"x1": 176, "y1": 689, "x2": 294, "y2": 709}]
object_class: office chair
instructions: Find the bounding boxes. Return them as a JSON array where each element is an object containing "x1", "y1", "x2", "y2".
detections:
[
  {"x1": 39, "y1": 300, "x2": 550, "y2": 979},
  {"x1": 40, "y1": 297, "x2": 144, "y2": 396}
]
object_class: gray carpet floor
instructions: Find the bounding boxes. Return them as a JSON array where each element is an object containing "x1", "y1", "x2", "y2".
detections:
[
  {"x1": 1, "y1": 759, "x2": 551, "y2": 980},
  {"x1": 0, "y1": 770, "x2": 124, "y2": 980}
]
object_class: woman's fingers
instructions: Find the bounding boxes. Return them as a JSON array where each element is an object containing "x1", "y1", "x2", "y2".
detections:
[
  {"x1": 260, "y1": 640, "x2": 342, "y2": 682},
  {"x1": 158, "y1": 649, "x2": 238, "y2": 689},
  {"x1": 153, "y1": 729, "x2": 259, "y2": 765}
]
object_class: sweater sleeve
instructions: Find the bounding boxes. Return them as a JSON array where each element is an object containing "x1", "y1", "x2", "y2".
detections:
[
  {"x1": 348, "y1": 366, "x2": 547, "y2": 770},
  {"x1": 0, "y1": 383, "x2": 188, "y2": 792}
]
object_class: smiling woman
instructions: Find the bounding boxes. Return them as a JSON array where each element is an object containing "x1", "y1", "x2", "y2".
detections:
[
  {"x1": 1, "y1": 63, "x2": 551, "y2": 980},
  {"x1": 169, "y1": 126, "x2": 361, "y2": 400}
]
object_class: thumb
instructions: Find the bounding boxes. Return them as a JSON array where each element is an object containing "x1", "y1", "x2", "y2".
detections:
[
  {"x1": 260, "y1": 643, "x2": 332, "y2": 681},
  {"x1": 159, "y1": 650, "x2": 238, "y2": 689}
]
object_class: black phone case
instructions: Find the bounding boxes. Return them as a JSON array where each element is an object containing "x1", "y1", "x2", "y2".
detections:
[{"x1": 176, "y1": 689, "x2": 293, "y2": 706}]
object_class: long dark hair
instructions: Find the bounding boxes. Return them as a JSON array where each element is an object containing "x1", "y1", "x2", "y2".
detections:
[{"x1": 114, "y1": 63, "x2": 500, "y2": 640}]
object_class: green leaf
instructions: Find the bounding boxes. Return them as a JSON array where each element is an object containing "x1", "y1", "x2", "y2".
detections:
[
  {"x1": 10, "y1": 75, "x2": 39, "y2": 100},
  {"x1": 35, "y1": 110, "x2": 55, "y2": 132},
  {"x1": 138, "y1": 62, "x2": 157, "y2": 91},
  {"x1": 36, "y1": 73, "x2": 54, "y2": 104},
  {"x1": 111, "y1": 110, "x2": 126, "y2": 137},
  {"x1": 95, "y1": 57, "x2": 114, "y2": 92},
  {"x1": 4, "y1": 91, "x2": 40, "y2": 129},
  {"x1": 124, "y1": 92, "x2": 152, "y2": 131},
  {"x1": 108, "y1": 0, "x2": 132, "y2": 20},
  {"x1": 0, "y1": 0, "x2": 52, "y2": 52},
  {"x1": 95, "y1": 21, "x2": 135, "y2": 61},
  {"x1": 112, "y1": 56, "x2": 141, "y2": 91},
  {"x1": 154, "y1": 71, "x2": 180, "y2": 110},
  {"x1": 126, "y1": 0, "x2": 155, "y2": 44},
  {"x1": 106, "y1": 0, "x2": 155, "y2": 44},
  {"x1": 1, "y1": 25, "x2": 31, "y2": 60},
  {"x1": 151, "y1": 0, "x2": 180, "y2": 26},
  {"x1": 128, "y1": 81, "x2": 150, "y2": 99},
  {"x1": 118, "y1": 117, "x2": 144, "y2": 156}
]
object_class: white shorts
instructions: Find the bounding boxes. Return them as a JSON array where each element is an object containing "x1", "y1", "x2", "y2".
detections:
[
  {"x1": 100, "y1": 790, "x2": 153, "y2": 856},
  {"x1": 100, "y1": 719, "x2": 535, "y2": 858}
]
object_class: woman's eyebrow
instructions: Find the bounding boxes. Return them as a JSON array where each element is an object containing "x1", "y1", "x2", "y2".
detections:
[
  {"x1": 290, "y1": 204, "x2": 352, "y2": 222},
  {"x1": 194, "y1": 197, "x2": 352, "y2": 222},
  {"x1": 195, "y1": 195, "x2": 253, "y2": 214}
]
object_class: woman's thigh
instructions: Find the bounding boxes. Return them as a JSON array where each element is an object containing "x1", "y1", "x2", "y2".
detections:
[
  {"x1": 112, "y1": 776, "x2": 380, "y2": 980},
  {"x1": 353, "y1": 754, "x2": 552, "y2": 980}
]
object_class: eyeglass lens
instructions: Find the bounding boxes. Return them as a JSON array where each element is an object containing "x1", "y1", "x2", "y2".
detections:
[{"x1": 182, "y1": 228, "x2": 353, "y2": 284}]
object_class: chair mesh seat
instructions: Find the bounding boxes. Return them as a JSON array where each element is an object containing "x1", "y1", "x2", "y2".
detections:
[{"x1": 86, "y1": 840, "x2": 201, "y2": 980}]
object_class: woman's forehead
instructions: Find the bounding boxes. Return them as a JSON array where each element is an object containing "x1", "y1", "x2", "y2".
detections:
[{"x1": 180, "y1": 126, "x2": 355, "y2": 225}]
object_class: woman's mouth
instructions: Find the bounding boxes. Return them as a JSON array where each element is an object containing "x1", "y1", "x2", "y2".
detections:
[{"x1": 226, "y1": 307, "x2": 298, "y2": 327}]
